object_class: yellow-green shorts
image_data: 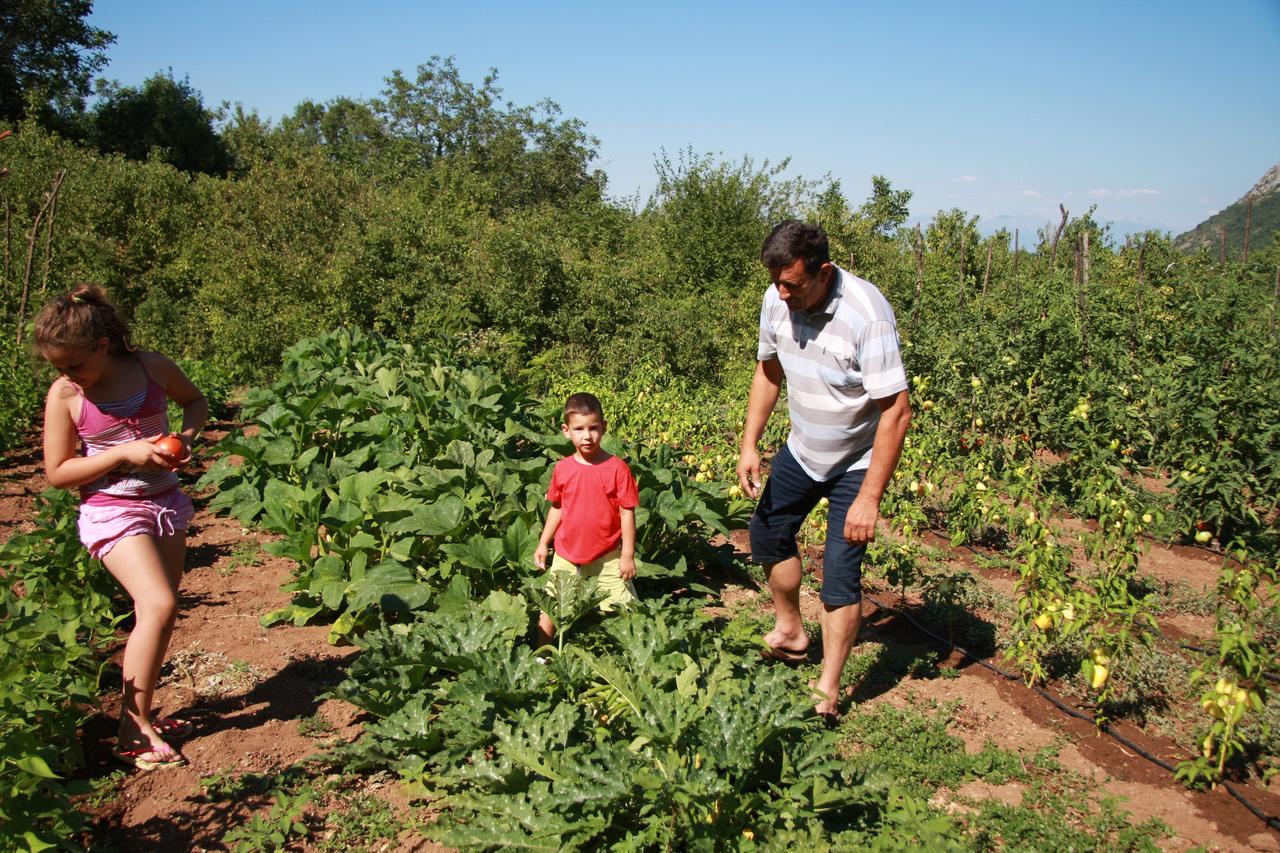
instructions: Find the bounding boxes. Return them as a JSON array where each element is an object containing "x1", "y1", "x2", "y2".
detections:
[{"x1": 545, "y1": 547, "x2": 637, "y2": 612}]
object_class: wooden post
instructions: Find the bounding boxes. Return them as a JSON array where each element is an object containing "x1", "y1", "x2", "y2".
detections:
[
  {"x1": 1076, "y1": 233, "x2": 1089, "y2": 364},
  {"x1": 1243, "y1": 197, "x2": 1253, "y2": 263},
  {"x1": 910, "y1": 225, "x2": 924, "y2": 331},
  {"x1": 1013, "y1": 227, "x2": 1019, "y2": 276},
  {"x1": 16, "y1": 170, "x2": 66, "y2": 350},
  {"x1": 1050, "y1": 204, "x2": 1068, "y2": 269},
  {"x1": 1219, "y1": 225, "x2": 1226, "y2": 266},
  {"x1": 958, "y1": 230, "x2": 967, "y2": 307},
  {"x1": 982, "y1": 242, "x2": 993, "y2": 295},
  {"x1": 40, "y1": 180, "x2": 61, "y2": 294},
  {"x1": 1082, "y1": 229, "x2": 1090, "y2": 289}
]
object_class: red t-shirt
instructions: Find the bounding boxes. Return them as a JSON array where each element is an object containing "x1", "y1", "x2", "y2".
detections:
[{"x1": 547, "y1": 454, "x2": 640, "y2": 564}]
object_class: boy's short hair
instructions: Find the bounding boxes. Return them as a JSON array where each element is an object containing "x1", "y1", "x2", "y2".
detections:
[{"x1": 564, "y1": 392, "x2": 605, "y2": 421}]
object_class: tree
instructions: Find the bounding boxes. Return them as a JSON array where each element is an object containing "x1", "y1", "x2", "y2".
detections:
[
  {"x1": 858, "y1": 175, "x2": 912, "y2": 237},
  {"x1": 89, "y1": 71, "x2": 232, "y2": 175},
  {"x1": 0, "y1": 0, "x2": 114, "y2": 123},
  {"x1": 279, "y1": 96, "x2": 389, "y2": 169}
]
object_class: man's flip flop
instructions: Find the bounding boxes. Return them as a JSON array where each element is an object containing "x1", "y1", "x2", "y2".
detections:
[
  {"x1": 759, "y1": 644, "x2": 811, "y2": 664},
  {"x1": 151, "y1": 715, "x2": 193, "y2": 739},
  {"x1": 112, "y1": 741, "x2": 186, "y2": 771}
]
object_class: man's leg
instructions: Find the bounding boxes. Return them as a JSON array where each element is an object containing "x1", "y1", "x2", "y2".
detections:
[
  {"x1": 763, "y1": 555, "x2": 807, "y2": 652},
  {"x1": 813, "y1": 465, "x2": 869, "y2": 716},
  {"x1": 749, "y1": 446, "x2": 821, "y2": 654},
  {"x1": 813, "y1": 602, "x2": 862, "y2": 716}
]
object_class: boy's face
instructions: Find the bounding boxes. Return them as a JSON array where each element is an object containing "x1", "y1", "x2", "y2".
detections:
[{"x1": 562, "y1": 411, "x2": 606, "y2": 459}]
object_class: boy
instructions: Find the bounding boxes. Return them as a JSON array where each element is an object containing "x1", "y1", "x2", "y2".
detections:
[{"x1": 534, "y1": 393, "x2": 640, "y2": 646}]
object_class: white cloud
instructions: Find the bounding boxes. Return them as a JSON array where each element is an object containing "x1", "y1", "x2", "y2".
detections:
[
  {"x1": 1089, "y1": 188, "x2": 1161, "y2": 198},
  {"x1": 1017, "y1": 189, "x2": 1041, "y2": 197},
  {"x1": 952, "y1": 175, "x2": 978, "y2": 183}
]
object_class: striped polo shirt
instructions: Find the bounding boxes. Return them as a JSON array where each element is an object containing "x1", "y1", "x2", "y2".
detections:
[{"x1": 757, "y1": 265, "x2": 908, "y2": 480}]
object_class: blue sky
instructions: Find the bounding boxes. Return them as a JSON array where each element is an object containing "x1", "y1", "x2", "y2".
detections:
[{"x1": 88, "y1": 0, "x2": 1279, "y2": 238}]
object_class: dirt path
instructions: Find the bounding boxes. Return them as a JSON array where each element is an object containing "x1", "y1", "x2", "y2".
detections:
[{"x1": 3, "y1": 432, "x2": 1279, "y2": 850}]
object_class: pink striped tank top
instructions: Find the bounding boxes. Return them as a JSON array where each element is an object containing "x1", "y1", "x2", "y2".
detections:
[{"x1": 76, "y1": 372, "x2": 178, "y2": 505}]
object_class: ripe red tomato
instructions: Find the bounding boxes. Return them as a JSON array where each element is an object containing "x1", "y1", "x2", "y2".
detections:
[{"x1": 155, "y1": 435, "x2": 186, "y2": 463}]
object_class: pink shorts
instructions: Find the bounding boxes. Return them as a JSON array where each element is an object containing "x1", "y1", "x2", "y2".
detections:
[{"x1": 77, "y1": 490, "x2": 195, "y2": 560}]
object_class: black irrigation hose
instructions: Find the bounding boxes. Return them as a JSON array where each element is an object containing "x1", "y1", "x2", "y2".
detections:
[
  {"x1": 861, "y1": 592, "x2": 1280, "y2": 835},
  {"x1": 943, "y1": 534, "x2": 1280, "y2": 686}
]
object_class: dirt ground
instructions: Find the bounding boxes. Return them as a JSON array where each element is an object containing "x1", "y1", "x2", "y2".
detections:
[{"x1": 2, "y1": 429, "x2": 1279, "y2": 851}]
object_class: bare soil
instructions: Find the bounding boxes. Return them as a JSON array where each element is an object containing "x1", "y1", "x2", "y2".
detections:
[{"x1": 3, "y1": 430, "x2": 1278, "y2": 851}]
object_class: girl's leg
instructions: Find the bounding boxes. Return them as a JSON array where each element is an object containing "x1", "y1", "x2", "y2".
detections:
[{"x1": 101, "y1": 534, "x2": 180, "y2": 751}]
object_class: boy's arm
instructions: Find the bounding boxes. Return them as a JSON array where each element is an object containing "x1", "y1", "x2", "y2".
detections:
[
  {"x1": 618, "y1": 506, "x2": 636, "y2": 580},
  {"x1": 534, "y1": 504, "x2": 562, "y2": 569}
]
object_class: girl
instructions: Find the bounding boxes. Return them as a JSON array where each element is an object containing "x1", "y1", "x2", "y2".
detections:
[{"x1": 35, "y1": 284, "x2": 207, "y2": 771}]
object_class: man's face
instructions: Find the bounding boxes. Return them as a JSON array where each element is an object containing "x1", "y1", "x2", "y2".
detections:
[{"x1": 768, "y1": 258, "x2": 834, "y2": 313}]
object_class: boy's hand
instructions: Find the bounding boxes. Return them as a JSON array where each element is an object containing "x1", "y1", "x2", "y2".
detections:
[
  {"x1": 618, "y1": 555, "x2": 636, "y2": 581},
  {"x1": 534, "y1": 543, "x2": 550, "y2": 570}
]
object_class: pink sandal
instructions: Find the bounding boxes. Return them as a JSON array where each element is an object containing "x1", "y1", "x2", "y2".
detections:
[{"x1": 112, "y1": 740, "x2": 186, "y2": 771}]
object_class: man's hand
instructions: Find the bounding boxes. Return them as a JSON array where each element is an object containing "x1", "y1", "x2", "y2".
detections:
[
  {"x1": 843, "y1": 496, "x2": 880, "y2": 544},
  {"x1": 534, "y1": 543, "x2": 550, "y2": 570},
  {"x1": 737, "y1": 447, "x2": 763, "y2": 499}
]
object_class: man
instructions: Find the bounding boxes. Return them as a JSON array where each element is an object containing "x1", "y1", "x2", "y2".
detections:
[{"x1": 736, "y1": 220, "x2": 911, "y2": 723}]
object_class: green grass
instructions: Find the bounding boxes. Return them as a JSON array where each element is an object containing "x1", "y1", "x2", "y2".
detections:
[{"x1": 838, "y1": 697, "x2": 1173, "y2": 850}]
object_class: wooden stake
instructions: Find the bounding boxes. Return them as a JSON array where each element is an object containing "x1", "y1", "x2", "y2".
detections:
[
  {"x1": 1082, "y1": 229, "x2": 1090, "y2": 288},
  {"x1": 40, "y1": 178, "x2": 61, "y2": 294},
  {"x1": 1050, "y1": 204, "x2": 1068, "y2": 269},
  {"x1": 1219, "y1": 224, "x2": 1226, "y2": 266},
  {"x1": 16, "y1": 170, "x2": 66, "y2": 350},
  {"x1": 1013, "y1": 227, "x2": 1019, "y2": 276},
  {"x1": 958, "y1": 230, "x2": 967, "y2": 307},
  {"x1": 911, "y1": 225, "x2": 924, "y2": 331},
  {"x1": 982, "y1": 242, "x2": 993, "y2": 295}
]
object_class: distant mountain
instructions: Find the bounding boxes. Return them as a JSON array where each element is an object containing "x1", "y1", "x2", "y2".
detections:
[{"x1": 1174, "y1": 163, "x2": 1280, "y2": 257}]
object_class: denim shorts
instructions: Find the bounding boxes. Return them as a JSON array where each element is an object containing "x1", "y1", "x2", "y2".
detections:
[{"x1": 748, "y1": 444, "x2": 867, "y2": 606}]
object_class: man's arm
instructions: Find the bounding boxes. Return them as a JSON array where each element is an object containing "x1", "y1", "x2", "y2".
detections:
[
  {"x1": 736, "y1": 358, "x2": 784, "y2": 499},
  {"x1": 842, "y1": 389, "x2": 912, "y2": 543}
]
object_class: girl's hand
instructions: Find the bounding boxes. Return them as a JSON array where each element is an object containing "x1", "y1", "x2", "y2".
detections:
[
  {"x1": 534, "y1": 543, "x2": 550, "y2": 570},
  {"x1": 114, "y1": 436, "x2": 179, "y2": 471},
  {"x1": 618, "y1": 556, "x2": 636, "y2": 581}
]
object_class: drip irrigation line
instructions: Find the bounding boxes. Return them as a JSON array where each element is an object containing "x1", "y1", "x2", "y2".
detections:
[
  {"x1": 929, "y1": 530, "x2": 1280, "y2": 685},
  {"x1": 862, "y1": 592, "x2": 1280, "y2": 835}
]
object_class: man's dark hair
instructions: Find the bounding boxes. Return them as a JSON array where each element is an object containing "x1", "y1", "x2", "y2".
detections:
[
  {"x1": 564, "y1": 392, "x2": 605, "y2": 421},
  {"x1": 761, "y1": 220, "x2": 830, "y2": 273}
]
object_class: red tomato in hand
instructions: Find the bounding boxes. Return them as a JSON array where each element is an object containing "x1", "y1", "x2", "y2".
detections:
[{"x1": 155, "y1": 435, "x2": 186, "y2": 463}]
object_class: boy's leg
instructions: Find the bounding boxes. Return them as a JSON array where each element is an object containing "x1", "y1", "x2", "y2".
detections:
[
  {"x1": 592, "y1": 548, "x2": 636, "y2": 612},
  {"x1": 536, "y1": 612, "x2": 556, "y2": 647},
  {"x1": 748, "y1": 446, "x2": 823, "y2": 654},
  {"x1": 101, "y1": 534, "x2": 179, "y2": 751},
  {"x1": 812, "y1": 467, "x2": 869, "y2": 717}
]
